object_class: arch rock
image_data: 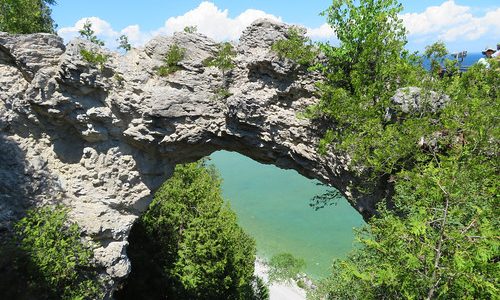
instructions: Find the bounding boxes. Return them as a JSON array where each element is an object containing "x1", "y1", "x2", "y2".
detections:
[{"x1": 0, "y1": 19, "x2": 391, "y2": 293}]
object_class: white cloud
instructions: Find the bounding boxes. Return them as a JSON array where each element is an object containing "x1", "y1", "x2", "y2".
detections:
[
  {"x1": 154, "y1": 2, "x2": 282, "y2": 40},
  {"x1": 401, "y1": 1, "x2": 500, "y2": 43},
  {"x1": 58, "y1": 17, "x2": 120, "y2": 47},
  {"x1": 57, "y1": 1, "x2": 337, "y2": 50},
  {"x1": 307, "y1": 23, "x2": 336, "y2": 40}
]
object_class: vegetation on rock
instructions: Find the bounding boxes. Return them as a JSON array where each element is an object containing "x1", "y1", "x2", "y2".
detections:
[
  {"x1": 0, "y1": 206, "x2": 103, "y2": 299},
  {"x1": 0, "y1": 0, "x2": 57, "y2": 34},
  {"x1": 117, "y1": 34, "x2": 131, "y2": 52},
  {"x1": 204, "y1": 42, "x2": 237, "y2": 99},
  {"x1": 78, "y1": 20, "x2": 109, "y2": 70},
  {"x1": 115, "y1": 161, "x2": 267, "y2": 300},
  {"x1": 272, "y1": 27, "x2": 317, "y2": 66},
  {"x1": 157, "y1": 43, "x2": 186, "y2": 76}
]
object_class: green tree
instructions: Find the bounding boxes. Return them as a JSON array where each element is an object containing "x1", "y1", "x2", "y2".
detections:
[
  {"x1": 78, "y1": 20, "x2": 104, "y2": 46},
  {"x1": 115, "y1": 161, "x2": 263, "y2": 300},
  {"x1": 117, "y1": 34, "x2": 131, "y2": 52},
  {"x1": 0, "y1": 0, "x2": 57, "y2": 34},
  {"x1": 0, "y1": 206, "x2": 103, "y2": 299},
  {"x1": 272, "y1": 27, "x2": 317, "y2": 66},
  {"x1": 307, "y1": 1, "x2": 499, "y2": 299}
]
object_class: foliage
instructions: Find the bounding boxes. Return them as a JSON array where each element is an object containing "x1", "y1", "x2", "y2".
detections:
[
  {"x1": 0, "y1": 0, "x2": 56, "y2": 34},
  {"x1": 78, "y1": 20, "x2": 104, "y2": 46},
  {"x1": 306, "y1": 0, "x2": 500, "y2": 299},
  {"x1": 117, "y1": 34, "x2": 131, "y2": 51},
  {"x1": 0, "y1": 206, "x2": 103, "y2": 299},
  {"x1": 183, "y1": 25, "x2": 198, "y2": 33},
  {"x1": 424, "y1": 41, "x2": 448, "y2": 75},
  {"x1": 271, "y1": 27, "x2": 317, "y2": 66},
  {"x1": 115, "y1": 161, "x2": 263, "y2": 300},
  {"x1": 157, "y1": 43, "x2": 186, "y2": 76},
  {"x1": 79, "y1": 48, "x2": 109, "y2": 70},
  {"x1": 268, "y1": 253, "x2": 306, "y2": 283},
  {"x1": 204, "y1": 42, "x2": 236, "y2": 80}
]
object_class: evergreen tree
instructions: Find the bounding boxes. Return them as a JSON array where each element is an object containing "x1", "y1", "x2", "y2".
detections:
[{"x1": 115, "y1": 161, "x2": 262, "y2": 300}]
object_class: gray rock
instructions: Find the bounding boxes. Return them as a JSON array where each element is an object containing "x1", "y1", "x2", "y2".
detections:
[{"x1": 0, "y1": 19, "x2": 400, "y2": 296}]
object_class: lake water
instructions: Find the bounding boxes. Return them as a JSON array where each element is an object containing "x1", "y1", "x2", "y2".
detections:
[{"x1": 209, "y1": 151, "x2": 365, "y2": 279}]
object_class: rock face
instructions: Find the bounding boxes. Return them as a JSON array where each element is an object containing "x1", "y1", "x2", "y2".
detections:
[{"x1": 0, "y1": 19, "x2": 390, "y2": 295}]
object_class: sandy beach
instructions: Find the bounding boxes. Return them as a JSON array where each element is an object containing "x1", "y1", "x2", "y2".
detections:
[{"x1": 254, "y1": 259, "x2": 307, "y2": 300}]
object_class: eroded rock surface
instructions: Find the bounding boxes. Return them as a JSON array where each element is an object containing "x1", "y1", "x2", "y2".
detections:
[{"x1": 0, "y1": 19, "x2": 389, "y2": 294}]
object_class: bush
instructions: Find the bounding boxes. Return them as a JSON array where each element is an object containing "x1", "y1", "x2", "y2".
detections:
[
  {"x1": 271, "y1": 27, "x2": 317, "y2": 66},
  {"x1": 157, "y1": 44, "x2": 186, "y2": 76},
  {"x1": 0, "y1": 206, "x2": 103, "y2": 300},
  {"x1": 0, "y1": 0, "x2": 56, "y2": 34},
  {"x1": 80, "y1": 48, "x2": 109, "y2": 70}
]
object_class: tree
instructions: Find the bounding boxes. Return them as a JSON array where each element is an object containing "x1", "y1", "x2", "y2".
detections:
[
  {"x1": 272, "y1": 27, "x2": 317, "y2": 66},
  {"x1": 78, "y1": 20, "x2": 104, "y2": 46},
  {"x1": 307, "y1": 1, "x2": 499, "y2": 299},
  {"x1": 117, "y1": 34, "x2": 131, "y2": 52},
  {"x1": 0, "y1": 0, "x2": 57, "y2": 34},
  {"x1": 0, "y1": 206, "x2": 103, "y2": 299},
  {"x1": 115, "y1": 161, "x2": 263, "y2": 300}
]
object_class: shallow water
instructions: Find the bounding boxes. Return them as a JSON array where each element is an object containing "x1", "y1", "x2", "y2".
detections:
[{"x1": 209, "y1": 150, "x2": 365, "y2": 279}]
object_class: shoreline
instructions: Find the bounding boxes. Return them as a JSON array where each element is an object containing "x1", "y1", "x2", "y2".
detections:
[{"x1": 254, "y1": 257, "x2": 307, "y2": 300}]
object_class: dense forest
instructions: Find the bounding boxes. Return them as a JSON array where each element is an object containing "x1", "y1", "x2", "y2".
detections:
[{"x1": 0, "y1": 0, "x2": 498, "y2": 299}]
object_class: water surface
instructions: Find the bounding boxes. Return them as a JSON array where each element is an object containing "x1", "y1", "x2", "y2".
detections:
[{"x1": 209, "y1": 150, "x2": 365, "y2": 279}]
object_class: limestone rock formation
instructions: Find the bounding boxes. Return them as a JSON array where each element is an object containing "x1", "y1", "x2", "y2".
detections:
[{"x1": 0, "y1": 19, "x2": 388, "y2": 295}]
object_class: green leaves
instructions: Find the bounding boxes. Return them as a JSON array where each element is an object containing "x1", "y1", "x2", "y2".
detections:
[
  {"x1": 271, "y1": 27, "x2": 317, "y2": 66},
  {"x1": 118, "y1": 161, "x2": 262, "y2": 300},
  {"x1": 79, "y1": 20, "x2": 104, "y2": 46},
  {"x1": 0, "y1": 0, "x2": 57, "y2": 34},
  {"x1": 309, "y1": 0, "x2": 499, "y2": 299},
  {"x1": 157, "y1": 43, "x2": 186, "y2": 76},
  {"x1": 12, "y1": 206, "x2": 102, "y2": 299}
]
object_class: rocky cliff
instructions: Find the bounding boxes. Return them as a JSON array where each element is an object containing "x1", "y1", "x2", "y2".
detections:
[{"x1": 0, "y1": 19, "x2": 390, "y2": 294}]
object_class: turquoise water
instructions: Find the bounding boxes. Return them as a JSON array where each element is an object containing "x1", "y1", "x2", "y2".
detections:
[{"x1": 209, "y1": 151, "x2": 365, "y2": 279}]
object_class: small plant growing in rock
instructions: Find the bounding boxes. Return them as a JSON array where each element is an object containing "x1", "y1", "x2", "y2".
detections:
[
  {"x1": 117, "y1": 34, "x2": 132, "y2": 52},
  {"x1": 79, "y1": 20, "x2": 104, "y2": 46},
  {"x1": 204, "y1": 42, "x2": 237, "y2": 99},
  {"x1": 78, "y1": 20, "x2": 109, "y2": 70},
  {"x1": 183, "y1": 25, "x2": 198, "y2": 33},
  {"x1": 80, "y1": 48, "x2": 109, "y2": 70},
  {"x1": 272, "y1": 27, "x2": 317, "y2": 66},
  {"x1": 157, "y1": 43, "x2": 186, "y2": 76}
]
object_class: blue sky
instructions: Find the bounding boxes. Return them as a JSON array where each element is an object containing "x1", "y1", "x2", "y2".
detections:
[{"x1": 53, "y1": 1, "x2": 500, "y2": 52}]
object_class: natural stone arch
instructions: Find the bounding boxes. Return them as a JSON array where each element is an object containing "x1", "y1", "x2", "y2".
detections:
[{"x1": 0, "y1": 20, "x2": 390, "y2": 293}]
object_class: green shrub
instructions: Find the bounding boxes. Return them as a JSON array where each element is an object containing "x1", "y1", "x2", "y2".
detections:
[
  {"x1": 268, "y1": 253, "x2": 306, "y2": 283},
  {"x1": 9, "y1": 206, "x2": 103, "y2": 299},
  {"x1": 271, "y1": 27, "x2": 317, "y2": 66},
  {"x1": 183, "y1": 25, "x2": 197, "y2": 33},
  {"x1": 157, "y1": 44, "x2": 186, "y2": 76},
  {"x1": 80, "y1": 48, "x2": 109, "y2": 70}
]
